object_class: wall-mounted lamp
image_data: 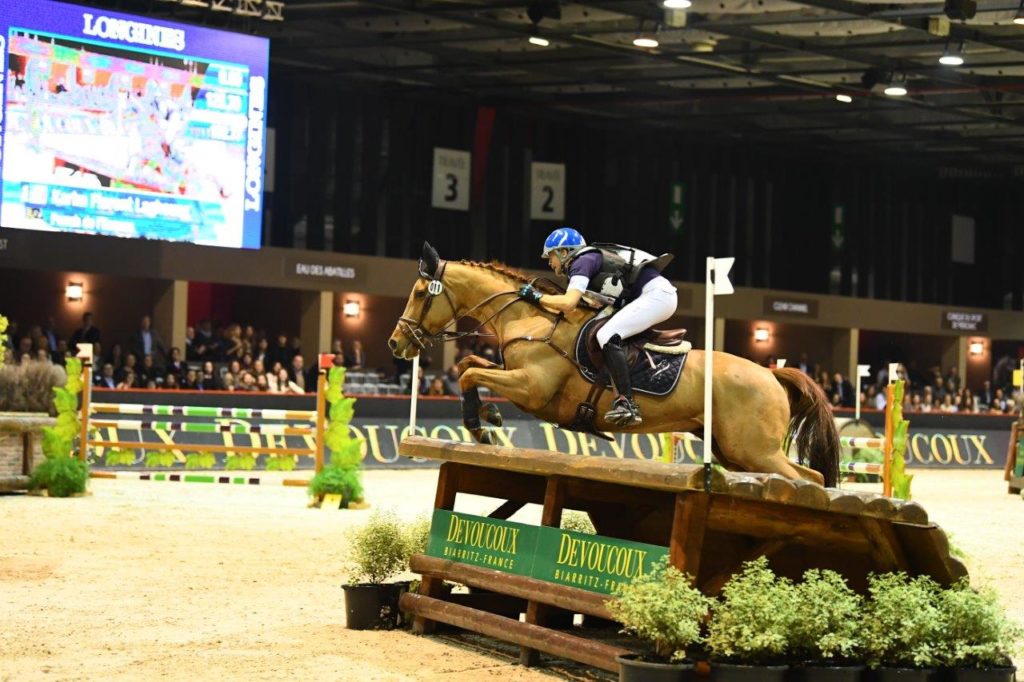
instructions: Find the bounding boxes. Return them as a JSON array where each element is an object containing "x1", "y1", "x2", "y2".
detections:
[
  {"x1": 66, "y1": 282, "x2": 84, "y2": 302},
  {"x1": 343, "y1": 300, "x2": 361, "y2": 318},
  {"x1": 969, "y1": 341, "x2": 984, "y2": 356},
  {"x1": 754, "y1": 327, "x2": 770, "y2": 342}
]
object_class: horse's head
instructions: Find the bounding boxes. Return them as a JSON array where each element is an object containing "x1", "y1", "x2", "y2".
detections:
[{"x1": 388, "y1": 242, "x2": 456, "y2": 359}]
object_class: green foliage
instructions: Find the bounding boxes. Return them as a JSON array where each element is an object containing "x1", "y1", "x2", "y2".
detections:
[
  {"x1": 326, "y1": 365, "x2": 345, "y2": 402},
  {"x1": 41, "y1": 427, "x2": 72, "y2": 459},
  {"x1": 405, "y1": 514, "x2": 432, "y2": 556},
  {"x1": 560, "y1": 511, "x2": 596, "y2": 535},
  {"x1": 104, "y1": 448, "x2": 136, "y2": 467},
  {"x1": 308, "y1": 465, "x2": 363, "y2": 501},
  {"x1": 185, "y1": 452, "x2": 216, "y2": 469},
  {"x1": 606, "y1": 556, "x2": 712, "y2": 662},
  {"x1": 225, "y1": 453, "x2": 257, "y2": 470},
  {"x1": 889, "y1": 380, "x2": 914, "y2": 500},
  {"x1": 64, "y1": 358, "x2": 82, "y2": 395},
  {"x1": 29, "y1": 455, "x2": 88, "y2": 497},
  {"x1": 706, "y1": 557, "x2": 798, "y2": 665},
  {"x1": 145, "y1": 450, "x2": 177, "y2": 468},
  {"x1": 347, "y1": 509, "x2": 411, "y2": 585},
  {"x1": 265, "y1": 454, "x2": 297, "y2": 471},
  {"x1": 862, "y1": 572, "x2": 944, "y2": 669},
  {"x1": 791, "y1": 569, "x2": 864, "y2": 663},
  {"x1": 935, "y1": 579, "x2": 1023, "y2": 669}
]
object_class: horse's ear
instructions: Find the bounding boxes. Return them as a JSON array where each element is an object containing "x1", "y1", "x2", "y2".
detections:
[{"x1": 421, "y1": 242, "x2": 440, "y2": 276}]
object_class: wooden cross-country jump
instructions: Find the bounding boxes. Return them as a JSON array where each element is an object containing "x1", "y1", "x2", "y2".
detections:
[{"x1": 398, "y1": 436, "x2": 968, "y2": 673}]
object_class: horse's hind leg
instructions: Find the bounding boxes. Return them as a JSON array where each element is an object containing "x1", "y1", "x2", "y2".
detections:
[{"x1": 714, "y1": 416, "x2": 825, "y2": 486}]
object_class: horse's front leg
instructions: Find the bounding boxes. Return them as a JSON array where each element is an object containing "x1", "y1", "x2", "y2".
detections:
[
  {"x1": 460, "y1": 367, "x2": 549, "y2": 445},
  {"x1": 456, "y1": 355, "x2": 504, "y2": 433}
]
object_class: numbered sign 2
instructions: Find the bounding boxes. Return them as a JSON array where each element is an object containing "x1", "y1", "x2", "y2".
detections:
[
  {"x1": 432, "y1": 148, "x2": 471, "y2": 211},
  {"x1": 530, "y1": 162, "x2": 565, "y2": 221}
]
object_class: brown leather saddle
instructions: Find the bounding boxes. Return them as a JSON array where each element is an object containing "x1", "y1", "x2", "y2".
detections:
[{"x1": 582, "y1": 316, "x2": 689, "y2": 372}]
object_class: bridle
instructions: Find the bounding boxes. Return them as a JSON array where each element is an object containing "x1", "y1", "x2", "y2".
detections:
[{"x1": 397, "y1": 258, "x2": 528, "y2": 351}]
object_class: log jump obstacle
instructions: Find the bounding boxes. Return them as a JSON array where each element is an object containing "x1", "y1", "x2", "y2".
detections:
[
  {"x1": 398, "y1": 436, "x2": 966, "y2": 673},
  {"x1": 78, "y1": 361, "x2": 327, "y2": 486}
]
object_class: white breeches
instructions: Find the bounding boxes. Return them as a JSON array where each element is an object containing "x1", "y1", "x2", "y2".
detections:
[{"x1": 596, "y1": 276, "x2": 678, "y2": 348}]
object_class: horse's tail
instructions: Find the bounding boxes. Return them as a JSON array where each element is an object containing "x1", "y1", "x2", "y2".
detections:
[{"x1": 772, "y1": 367, "x2": 839, "y2": 488}]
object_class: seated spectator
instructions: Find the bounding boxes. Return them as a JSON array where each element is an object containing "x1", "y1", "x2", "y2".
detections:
[
  {"x1": 254, "y1": 337, "x2": 269, "y2": 365},
  {"x1": 241, "y1": 352, "x2": 254, "y2": 370},
  {"x1": 228, "y1": 359, "x2": 242, "y2": 379},
  {"x1": 255, "y1": 373, "x2": 269, "y2": 392},
  {"x1": 164, "y1": 373, "x2": 180, "y2": 390},
  {"x1": 166, "y1": 347, "x2": 187, "y2": 379},
  {"x1": 116, "y1": 352, "x2": 138, "y2": 385},
  {"x1": 116, "y1": 370, "x2": 137, "y2": 390},
  {"x1": 200, "y1": 361, "x2": 218, "y2": 390},
  {"x1": 270, "y1": 368, "x2": 303, "y2": 394},
  {"x1": 52, "y1": 339, "x2": 69, "y2": 366},
  {"x1": 182, "y1": 368, "x2": 200, "y2": 390},
  {"x1": 424, "y1": 376, "x2": 449, "y2": 396},
  {"x1": 138, "y1": 354, "x2": 158, "y2": 385},
  {"x1": 222, "y1": 372, "x2": 236, "y2": 391},
  {"x1": 237, "y1": 371, "x2": 257, "y2": 392},
  {"x1": 95, "y1": 363, "x2": 117, "y2": 389},
  {"x1": 442, "y1": 365, "x2": 461, "y2": 396},
  {"x1": 346, "y1": 340, "x2": 365, "y2": 370},
  {"x1": 34, "y1": 348, "x2": 51, "y2": 363},
  {"x1": 289, "y1": 354, "x2": 313, "y2": 392},
  {"x1": 107, "y1": 342, "x2": 124, "y2": 370}
]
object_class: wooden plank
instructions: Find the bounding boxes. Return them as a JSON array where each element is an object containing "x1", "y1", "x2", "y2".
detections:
[
  {"x1": 858, "y1": 517, "x2": 910, "y2": 573},
  {"x1": 410, "y1": 555, "x2": 615, "y2": 619},
  {"x1": 892, "y1": 524, "x2": 962, "y2": 585},
  {"x1": 727, "y1": 475, "x2": 764, "y2": 500},
  {"x1": 700, "y1": 538, "x2": 787, "y2": 595},
  {"x1": 488, "y1": 500, "x2": 526, "y2": 520},
  {"x1": 761, "y1": 475, "x2": 797, "y2": 504},
  {"x1": 706, "y1": 497, "x2": 872, "y2": 554},
  {"x1": 892, "y1": 500, "x2": 929, "y2": 525},
  {"x1": 789, "y1": 480, "x2": 830, "y2": 510},
  {"x1": 1003, "y1": 421, "x2": 1018, "y2": 482},
  {"x1": 669, "y1": 492, "x2": 709, "y2": 580},
  {"x1": 446, "y1": 466, "x2": 546, "y2": 507},
  {"x1": 400, "y1": 593, "x2": 630, "y2": 673},
  {"x1": 400, "y1": 436, "x2": 727, "y2": 494},
  {"x1": 21, "y1": 432, "x2": 32, "y2": 476},
  {"x1": 415, "y1": 461, "x2": 462, "y2": 635},
  {"x1": 0, "y1": 475, "x2": 30, "y2": 492},
  {"x1": 522, "y1": 477, "x2": 566, "y2": 666}
]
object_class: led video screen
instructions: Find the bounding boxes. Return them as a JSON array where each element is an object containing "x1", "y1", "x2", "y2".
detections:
[{"x1": 0, "y1": 0, "x2": 268, "y2": 248}]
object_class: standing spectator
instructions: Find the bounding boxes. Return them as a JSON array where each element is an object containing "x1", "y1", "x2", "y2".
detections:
[
  {"x1": 166, "y1": 347, "x2": 187, "y2": 380},
  {"x1": 129, "y1": 315, "x2": 168, "y2": 369},
  {"x1": 346, "y1": 340, "x2": 366, "y2": 370},
  {"x1": 831, "y1": 372, "x2": 855, "y2": 408},
  {"x1": 222, "y1": 324, "x2": 245, "y2": 362},
  {"x1": 69, "y1": 312, "x2": 100, "y2": 354},
  {"x1": 978, "y1": 380, "x2": 994, "y2": 410},
  {"x1": 253, "y1": 337, "x2": 269, "y2": 365},
  {"x1": 107, "y1": 343, "x2": 124, "y2": 371},
  {"x1": 795, "y1": 352, "x2": 811, "y2": 375},
  {"x1": 331, "y1": 338, "x2": 345, "y2": 363},
  {"x1": 185, "y1": 326, "x2": 199, "y2": 361},
  {"x1": 194, "y1": 320, "x2": 219, "y2": 361},
  {"x1": 52, "y1": 339, "x2": 69, "y2": 367},
  {"x1": 42, "y1": 317, "x2": 61, "y2": 355},
  {"x1": 267, "y1": 334, "x2": 291, "y2": 368}
]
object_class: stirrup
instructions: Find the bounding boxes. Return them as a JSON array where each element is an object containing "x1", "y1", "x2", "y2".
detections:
[{"x1": 605, "y1": 395, "x2": 642, "y2": 426}]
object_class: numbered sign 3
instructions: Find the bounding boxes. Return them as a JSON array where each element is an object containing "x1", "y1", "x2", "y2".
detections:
[
  {"x1": 432, "y1": 148, "x2": 471, "y2": 211},
  {"x1": 530, "y1": 161, "x2": 565, "y2": 221}
]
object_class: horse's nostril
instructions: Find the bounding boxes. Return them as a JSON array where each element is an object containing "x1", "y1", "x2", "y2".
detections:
[{"x1": 388, "y1": 338, "x2": 398, "y2": 351}]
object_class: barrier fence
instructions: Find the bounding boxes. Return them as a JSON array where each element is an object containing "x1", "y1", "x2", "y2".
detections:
[{"x1": 79, "y1": 361, "x2": 327, "y2": 486}]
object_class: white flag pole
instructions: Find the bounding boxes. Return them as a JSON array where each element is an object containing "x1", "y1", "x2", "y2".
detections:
[
  {"x1": 703, "y1": 258, "x2": 715, "y2": 492},
  {"x1": 409, "y1": 354, "x2": 421, "y2": 436},
  {"x1": 855, "y1": 364, "x2": 871, "y2": 422}
]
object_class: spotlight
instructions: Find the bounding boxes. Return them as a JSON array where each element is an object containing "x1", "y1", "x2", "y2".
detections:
[
  {"x1": 633, "y1": 36, "x2": 659, "y2": 48},
  {"x1": 1014, "y1": 0, "x2": 1024, "y2": 25},
  {"x1": 663, "y1": 0, "x2": 692, "y2": 7},
  {"x1": 939, "y1": 40, "x2": 965, "y2": 66},
  {"x1": 754, "y1": 327, "x2": 770, "y2": 342},
  {"x1": 66, "y1": 282, "x2": 83, "y2": 302},
  {"x1": 884, "y1": 83, "x2": 908, "y2": 96},
  {"x1": 529, "y1": 34, "x2": 550, "y2": 46},
  {"x1": 343, "y1": 300, "x2": 361, "y2": 318},
  {"x1": 836, "y1": 93, "x2": 853, "y2": 103},
  {"x1": 969, "y1": 341, "x2": 985, "y2": 355}
]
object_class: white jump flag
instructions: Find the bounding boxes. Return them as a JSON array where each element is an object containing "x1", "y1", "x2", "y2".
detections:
[
  {"x1": 855, "y1": 364, "x2": 871, "y2": 421},
  {"x1": 704, "y1": 257, "x2": 735, "y2": 491},
  {"x1": 777, "y1": 358, "x2": 787, "y2": 369},
  {"x1": 888, "y1": 362, "x2": 900, "y2": 384}
]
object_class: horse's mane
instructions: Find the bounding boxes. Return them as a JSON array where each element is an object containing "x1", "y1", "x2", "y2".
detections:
[{"x1": 456, "y1": 260, "x2": 564, "y2": 295}]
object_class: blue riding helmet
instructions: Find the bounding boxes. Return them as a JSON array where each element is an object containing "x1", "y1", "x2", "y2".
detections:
[{"x1": 541, "y1": 227, "x2": 586, "y2": 258}]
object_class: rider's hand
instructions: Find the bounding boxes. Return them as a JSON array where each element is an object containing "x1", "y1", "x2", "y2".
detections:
[{"x1": 517, "y1": 284, "x2": 544, "y2": 305}]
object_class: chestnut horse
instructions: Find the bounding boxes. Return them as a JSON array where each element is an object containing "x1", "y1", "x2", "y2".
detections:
[{"x1": 388, "y1": 243, "x2": 839, "y2": 486}]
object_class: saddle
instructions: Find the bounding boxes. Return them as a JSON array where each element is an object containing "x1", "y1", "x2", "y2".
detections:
[{"x1": 582, "y1": 315, "x2": 691, "y2": 372}]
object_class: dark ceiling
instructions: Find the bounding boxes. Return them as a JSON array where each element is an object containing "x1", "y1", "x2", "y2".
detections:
[{"x1": 84, "y1": 0, "x2": 1024, "y2": 171}]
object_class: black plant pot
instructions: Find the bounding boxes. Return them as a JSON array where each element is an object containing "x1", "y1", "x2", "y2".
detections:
[
  {"x1": 616, "y1": 654, "x2": 694, "y2": 682},
  {"x1": 954, "y1": 667, "x2": 1017, "y2": 682},
  {"x1": 711, "y1": 662, "x2": 788, "y2": 681},
  {"x1": 795, "y1": 663, "x2": 866, "y2": 681},
  {"x1": 342, "y1": 581, "x2": 409, "y2": 630},
  {"x1": 870, "y1": 668, "x2": 936, "y2": 682}
]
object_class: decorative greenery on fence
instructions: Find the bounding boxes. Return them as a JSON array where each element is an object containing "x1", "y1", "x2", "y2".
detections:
[
  {"x1": 890, "y1": 380, "x2": 913, "y2": 500},
  {"x1": 30, "y1": 358, "x2": 89, "y2": 497}
]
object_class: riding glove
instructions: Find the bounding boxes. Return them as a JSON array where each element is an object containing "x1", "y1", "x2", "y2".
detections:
[{"x1": 518, "y1": 284, "x2": 544, "y2": 304}]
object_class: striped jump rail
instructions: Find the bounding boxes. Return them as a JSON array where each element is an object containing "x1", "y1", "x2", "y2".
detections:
[
  {"x1": 839, "y1": 461, "x2": 883, "y2": 474},
  {"x1": 90, "y1": 471, "x2": 311, "y2": 487},
  {"x1": 90, "y1": 402, "x2": 316, "y2": 421},
  {"x1": 89, "y1": 419, "x2": 315, "y2": 436},
  {"x1": 839, "y1": 436, "x2": 884, "y2": 449}
]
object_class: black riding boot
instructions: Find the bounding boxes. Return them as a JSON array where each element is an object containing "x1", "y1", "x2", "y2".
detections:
[{"x1": 602, "y1": 335, "x2": 642, "y2": 426}]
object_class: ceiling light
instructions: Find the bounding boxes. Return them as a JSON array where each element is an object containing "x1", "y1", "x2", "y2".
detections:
[
  {"x1": 753, "y1": 327, "x2": 770, "y2": 342},
  {"x1": 884, "y1": 84, "x2": 908, "y2": 96},
  {"x1": 633, "y1": 36, "x2": 659, "y2": 48},
  {"x1": 939, "y1": 40, "x2": 965, "y2": 66},
  {"x1": 66, "y1": 281, "x2": 84, "y2": 302},
  {"x1": 663, "y1": 0, "x2": 692, "y2": 7},
  {"x1": 528, "y1": 34, "x2": 550, "y2": 47},
  {"x1": 836, "y1": 93, "x2": 853, "y2": 103}
]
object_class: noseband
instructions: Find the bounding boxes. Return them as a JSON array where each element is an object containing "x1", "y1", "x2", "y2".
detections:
[{"x1": 397, "y1": 258, "x2": 460, "y2": 351}]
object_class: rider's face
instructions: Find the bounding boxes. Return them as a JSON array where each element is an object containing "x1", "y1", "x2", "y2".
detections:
[{"x1": 547, "y1": 251, "x2": 563, "y2": 275}]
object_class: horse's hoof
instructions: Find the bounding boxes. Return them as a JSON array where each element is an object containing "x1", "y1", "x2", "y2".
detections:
[
  {"x1": 479, "y1": 403, "x2": 503, "y2": 427},
  {"x1": 471, "y1": 428, "x2": 497, "y2": 445}
]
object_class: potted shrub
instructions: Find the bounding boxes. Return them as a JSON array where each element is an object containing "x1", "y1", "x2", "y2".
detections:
[
  {"x1": 790, "y1": 569, "x2": 865, "y2": 681},
  {"x1": 309, "y1": 366, "x2": 364, "y2": 508},
  {"x1": 936, "y1": 579, "x2": 1021, "y2": 682},
  {"x1": 28, "y1": 358, "x2": 90, "y2": 497},
  {"x1": 342, "y1": 509, "x2": 412, "y2": 630},
  {"x1": 705, "y1": 556, "x2": 796, "y2": 681},
  {"x1": 0, "y1": 348, "x2": 68, "y2": 489},
  {"x1": 605, "y1": 556, "x2": 712, "y2": 682},
  {"x1": 862, "y1": 572, "x2": 944, "y2": 681}
]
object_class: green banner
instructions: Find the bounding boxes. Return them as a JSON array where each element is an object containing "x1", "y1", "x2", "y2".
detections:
[
  {"x1": 1016, "y1": 439, "x2": 1023, "y2": 478},
  {"x1": 426, "y1": 510, "x2": 667, "y2": 594},
  {"x1": 534, "y1": 527, "x2": 668, "y2": 594},
  {"x1": 427, "y1": 509, "x2": 537, "y2": 576}
]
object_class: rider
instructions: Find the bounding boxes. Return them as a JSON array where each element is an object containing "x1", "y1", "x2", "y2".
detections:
[{"x1": 517, "y1": 227, "x2": 677, "y2": 426}]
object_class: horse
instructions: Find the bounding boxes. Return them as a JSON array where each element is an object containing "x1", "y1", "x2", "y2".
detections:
[{"x1": 388, "y1": 242, "x2": 840, "y2": 487}]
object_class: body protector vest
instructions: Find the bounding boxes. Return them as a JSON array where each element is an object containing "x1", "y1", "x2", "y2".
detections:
[{"x1": 567, "y1": 243, "x2": 674, "y2": 306}]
